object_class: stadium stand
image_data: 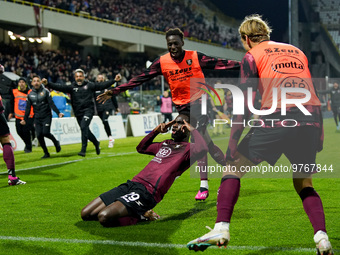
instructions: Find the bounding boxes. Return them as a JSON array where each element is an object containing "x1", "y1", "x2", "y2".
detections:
[
  {"x1": 20, "y1": 0, "x2": 242, "y2": 49},
  {"x1": 311, "y1": 0, "x2": 340, "y2": 49}
]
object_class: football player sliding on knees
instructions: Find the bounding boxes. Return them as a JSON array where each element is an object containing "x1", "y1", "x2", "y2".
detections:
[{"x1": 81, "y1": 114, "x2": 208, "y2": 227}]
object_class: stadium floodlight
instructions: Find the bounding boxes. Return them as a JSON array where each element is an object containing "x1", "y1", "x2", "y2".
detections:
[
  {"x1": 20, "y1": 36, "x2": 26, "y2": 41},
  {"x1": 29, "y1": 38, "x2": 35, "y2": 43},
  {"x1": 8, "y1": 31, "x2": 13, "y2": 36},
  {"x1": 36, "y1": 38, "x2": 43, "y2": 43},
  {"x1": 10, "y1": 35, "x2": 16, "y2": 40}
]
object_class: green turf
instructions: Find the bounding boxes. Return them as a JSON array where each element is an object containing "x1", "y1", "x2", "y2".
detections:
[{"x1": 0, "y1": 118, "x2": 338, "y2": 255}]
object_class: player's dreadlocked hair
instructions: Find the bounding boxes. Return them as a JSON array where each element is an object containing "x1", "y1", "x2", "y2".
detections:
[{"x1": 165, "y1": 28, "x2": 184, "y2": 41}]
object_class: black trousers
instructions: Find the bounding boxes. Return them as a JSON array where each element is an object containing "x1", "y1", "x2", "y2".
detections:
[
  {"x1": 76, "y1": 112, "x2": 99, "y2": 153},
  {"x1": 35, "y1": 116, "x2": 58, "y2": 154},
  {"x1": 331, "y1": 105, "x2": 340, "y2": 126},
  {"x1": 16, "y1": 118, "x2": 34, "y2": 150},
  {"x1": 97, "y1": 110, "x2": 111, "y2": 137}
]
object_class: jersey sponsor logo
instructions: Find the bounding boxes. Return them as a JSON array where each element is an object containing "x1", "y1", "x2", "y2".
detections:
[
  {"x1": 167, "y1": 67, "x2": 192, "y2": 77},
  {"x1": 271, "y1": 56, "x2": 305, "y2": 74},
  {"x1": 265, "y1": 48, "x2": 299, "y2": 54},
  {"x1": 156, "y1": 147, "x2": 172, "y2": 158},
  {"x1": 280, "y1": 76, "x2": 311, "y2": 98}
]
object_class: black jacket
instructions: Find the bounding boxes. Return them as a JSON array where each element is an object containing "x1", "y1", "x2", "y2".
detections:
[
  {"x1": 47, "y1": 79, "x2": 115, "y2": 117},
  {"x1": 24, "y1": 85, "x2": 60, "y2": 120},
  {"x1": 94, "y1": 88, "x2": 118, "y2": 113},
  {"x1": 330, "y1": 87, "x2": 340, "y2": 107}
]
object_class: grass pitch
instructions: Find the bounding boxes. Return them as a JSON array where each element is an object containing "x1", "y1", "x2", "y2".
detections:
[{"x1": 0, "y1": 118, "x2": 338, "y2": 255}]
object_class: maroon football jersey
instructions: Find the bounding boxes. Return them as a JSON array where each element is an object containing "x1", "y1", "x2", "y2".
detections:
[{"x1": 132, "y1": 129, "x2": 208, "y2": 202}]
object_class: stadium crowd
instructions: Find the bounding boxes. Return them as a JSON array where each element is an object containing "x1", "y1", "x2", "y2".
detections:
[
  {"x1": 0, "y1": 42, "x2": 162, "y2": 91},
  {"x1": 26, "y1": 0, "x2": 242, "y2": 49}
]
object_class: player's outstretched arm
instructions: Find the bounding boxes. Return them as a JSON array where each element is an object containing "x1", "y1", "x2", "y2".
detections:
[{"x1": 97, "y1": 90, "x2": 115, "y2": 104}]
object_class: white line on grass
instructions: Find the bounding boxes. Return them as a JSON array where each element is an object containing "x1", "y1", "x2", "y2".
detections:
[
  {"x1": 0, "y1": 151, "x2": 137, "y2": 175},
  {"x1": 0, "y1": 235, "x2": 322, "y2": 253}
]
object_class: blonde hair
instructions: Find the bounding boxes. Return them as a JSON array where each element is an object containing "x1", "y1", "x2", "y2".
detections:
[{"x1": 239, "y1": 14, "x2": 272, "y2": 42}]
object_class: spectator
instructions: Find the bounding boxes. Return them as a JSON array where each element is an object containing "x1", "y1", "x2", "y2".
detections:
[
  {"x1": 50, "y1": 90, "x2": 71, "y2": 117},
  {"x1": 329, "y1": 82, "x2": 340, "y2": 130},
  {"x1": 8, "y1": 77, "x2": 35, "y2": 153},
  {"x1": 157, "y1": 90, "x2": 173, "y2": 123}
]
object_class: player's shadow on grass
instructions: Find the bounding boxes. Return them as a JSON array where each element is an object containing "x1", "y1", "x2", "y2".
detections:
[
  {"x1": 158, "y1": 201, "x2": 216, "y2": 222},
  {"x1": 240, "y1": 188, "x2": 290, "y2": 197},
  {"x1": 242, "y1": 247, "x2": 282, "y2": 254},
  {"x1": 14, "y1": 151, "x2": 86, "y2": 165},
  {"x1": 0, "y1": 163, "x2": 78, "y2": 188},
  {"x1": 0, "y1": 241, "x2": 64, "y2": 255},
  {"x1": 74, "y1": 202, "x2": 216, "y2": 255}
]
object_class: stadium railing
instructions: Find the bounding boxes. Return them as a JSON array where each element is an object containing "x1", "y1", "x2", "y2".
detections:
[{"x1": 3, "y1": 0, "x2": 231, "y2": 49}]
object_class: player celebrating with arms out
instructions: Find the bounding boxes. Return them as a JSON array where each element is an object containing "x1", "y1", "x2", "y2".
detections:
[
  {"x1": 98, "y1": 28, "x2": 240, "y2": 201},
  {"x1": 81, "y1": 114, "x2": 208, "y2": 227},
  {"x1": 187, "y1": 15, "x2": 333, "y2": 255}
]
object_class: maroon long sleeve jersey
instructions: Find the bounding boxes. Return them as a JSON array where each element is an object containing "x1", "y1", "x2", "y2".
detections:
[{"x1": 132, "y1": 129, "x2": 208, "y2": 203}]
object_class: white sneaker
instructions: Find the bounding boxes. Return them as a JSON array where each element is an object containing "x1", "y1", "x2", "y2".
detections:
[
  {"x1": 314, "y1": 230, "x2": 334, "y2": 255},
  {"x1": 108, "y1": 137, "x2": 114, "y2": 148},
  {"x1": 32, "y1": 138, "x2": 38, "y2": 147},
  {"x1": 187, "y1": 226, "x2": 230, "y2": 251}
]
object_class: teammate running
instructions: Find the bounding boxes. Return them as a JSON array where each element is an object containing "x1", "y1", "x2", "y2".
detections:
[
  {"x1": 187, "y1": 15, "x2": 333, "y2": 255},
  {"x1": 81, "y1": 114, "x2": 208, "y2": 227},
  {"x1": 22, "y1": 75, "x2": 63, "y2": 159},
  {"x1": 94, "y1": 73, "x2": 119, "y2": 148},
  {"x1": 98, "y1": 28, "x2": 240, "y2": 200}
]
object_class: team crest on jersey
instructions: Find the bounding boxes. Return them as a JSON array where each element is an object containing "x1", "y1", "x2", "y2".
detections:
[
  {"x1": 156, "y1": 147, "x2": 172, "y2": 158},
  {"x1": 186, "y1": 59, "x2": 192, "y2": 65},
  {"x1": 83, "y1": 85, "x2": 88, "y2": 90},
  {"x1": 40, "y1": 92, "x2": 44, "y2": 96}
]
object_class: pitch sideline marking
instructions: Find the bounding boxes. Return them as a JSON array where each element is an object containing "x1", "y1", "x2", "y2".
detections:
[
  {"x1": 0, "y1": 151, "x2": 137, "y2": 175},
  {"x1": 0, "y1": 235, "x2": 323, "y2": 253}
]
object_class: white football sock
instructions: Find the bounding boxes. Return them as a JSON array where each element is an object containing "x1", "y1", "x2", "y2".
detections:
[
  {"x1": 214, "y1": 222, "x2": 229, "y2": 231},
  {"x1": 200, "y1": 180, "x2": 209, "y2": 189}
]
